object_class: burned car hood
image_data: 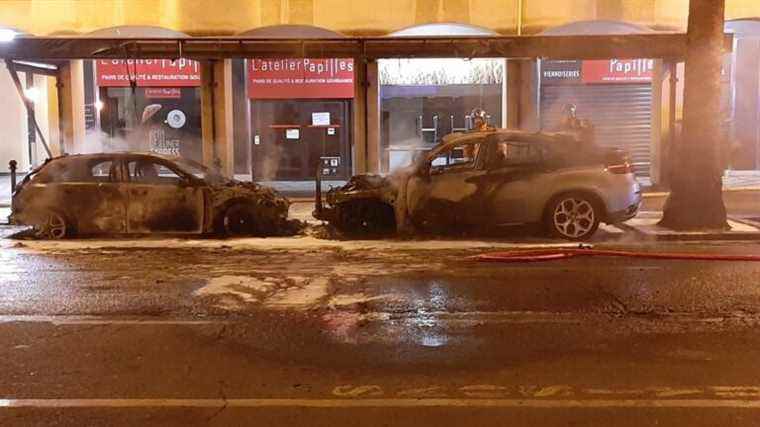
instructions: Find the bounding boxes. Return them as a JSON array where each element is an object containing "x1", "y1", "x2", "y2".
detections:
[
  {"x1": 209, "y1": 180, "x2": 290, "y2": 210},
  {"x1": 324, "y1": 170, "x2": 416, "y2": 207},
  {"x1": 339, "y1": 174, "x2": 392, "y2": 192}
]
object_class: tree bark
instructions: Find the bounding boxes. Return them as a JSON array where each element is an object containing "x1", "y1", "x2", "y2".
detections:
[{"x1": 659, "y1": 0, "x2": 728, "y2": 230}]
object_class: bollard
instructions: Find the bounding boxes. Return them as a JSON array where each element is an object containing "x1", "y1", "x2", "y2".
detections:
[{"x1": 8, "y1": 160, "x2": 17, "y2": 193}]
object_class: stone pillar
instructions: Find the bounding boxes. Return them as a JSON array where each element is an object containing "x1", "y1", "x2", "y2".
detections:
[
  {"x1": 56, "y1": 60, "x2": 86, "y2": 154},
  {"x1": 505, "y1": 59, "x2": 540, "y2": 131},
  {"x1": 352, "y1": 58, "x2": 367, "y2": 174},
  {"x1": 505, "y1": 59, "x2": 520, "y2": 129},
  {"x1": 366, "y1": 60, "x2": 381, "y2": 174},
  {"x1": 660, "y1": 0, "x2": 727, "y2": 230},
  {"x1": 200, "y1": 60, "x2": 235, "y2": 178},
  {"x1": 650, "y1": 59, "x2": 664, "y2": 186},
  {"x1": 46, "y1": 76, "x2": 62, "y2": 157}
]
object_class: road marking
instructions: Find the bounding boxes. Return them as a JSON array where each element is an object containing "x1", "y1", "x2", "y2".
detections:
[
  {"x1": 0, "y1": 316, "x2": 227, "y2": 326},
  {"x1": 0, "y1": 311, "x2": 754, "y2": 326},
  {"x1": 3, "y1": 398, "x2": 760, "y2": 409}
]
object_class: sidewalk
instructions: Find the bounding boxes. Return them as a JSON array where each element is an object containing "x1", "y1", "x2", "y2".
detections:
[
  {"x1": 0, "y1": 174, "x2": 12, "y2": 207},
  {"x1": 620, "y1": 211, "x2": 760, "y2": 241}
]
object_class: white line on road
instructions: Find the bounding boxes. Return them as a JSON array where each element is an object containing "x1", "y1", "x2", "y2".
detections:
[
  {"x1": 3, "y1": 398, "x2": 760, "y2": 409},
  {"x1": 0, "y1": 316, "x2": 228, "y2": 326},
  {"x1": 0, "y1": 311, "x2": 748, "y2": 326}
]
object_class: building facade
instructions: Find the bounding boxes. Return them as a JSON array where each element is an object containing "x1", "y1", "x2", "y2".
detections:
[{"x1": 3, "y1": 0, "x2": 760, "y2": 190}]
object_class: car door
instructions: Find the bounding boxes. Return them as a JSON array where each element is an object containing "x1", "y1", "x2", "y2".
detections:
[
  {"x1": 50, "y1": 157, "x2": 128, "y2": 234},
  {"x1": 125, "y1": 157, "x2": 205, "y2": 233},
  {"x1": 406, "y1": 137, "x2": 489, "y2": 229},
  {"x1": 480, "y1": 138, "x2": 549, "y2": 225}
]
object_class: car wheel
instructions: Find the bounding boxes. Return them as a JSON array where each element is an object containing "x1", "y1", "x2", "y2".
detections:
[
  {"x1": 546, "y1": 193, "x2": 600, "y2": 241},
  {"x1": 222, "y1": 203, "x2": 259, "y2": 237},
  {"x1": 33, "y1": 210, "x2": 68, "y2": 240}
]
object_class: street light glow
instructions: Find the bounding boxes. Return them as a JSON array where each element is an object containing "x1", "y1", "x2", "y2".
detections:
[
  {"x1": 0, "y1": 29, "x2": 17, "y2": 42},
  {"x1": 94, "y1": 100, "x2": 104, "y2": 111}
]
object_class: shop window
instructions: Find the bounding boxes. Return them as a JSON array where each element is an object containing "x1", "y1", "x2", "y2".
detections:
[{"x1": 379, "y1": 58, "x2": 504, "y2": 174}]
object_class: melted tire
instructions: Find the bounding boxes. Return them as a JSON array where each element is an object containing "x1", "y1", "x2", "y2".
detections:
[
  {"x1": 222, "y1": 203, "x2": 262, "y2": 237},
  {"x1": 335, "y1": 200, "x2": 396, "y2": 237}
]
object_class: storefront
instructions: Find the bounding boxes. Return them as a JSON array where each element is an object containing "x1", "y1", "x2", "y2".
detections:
[
  {"x1": 247, "y1": 57, "x2": 354, "y2": 181},
  {"x1": 725, "y1": 19, "x2": 760, "y2": 171},
  {"x1": 94, "y1": 58, "x2": 203, "y2": 163},
  {"x1": 539, "y1": 58, "x2": 654, "y2": 177},
  {"x1": 378, "y1": 24, "x2": 505, "y2": 174},
  {"x1": 539, "y1": 21, "x2": 657, "y2": 180}
]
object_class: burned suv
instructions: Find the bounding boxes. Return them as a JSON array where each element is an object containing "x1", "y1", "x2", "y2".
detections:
[
  {"x1": 315, "y1": 129, "x2": 641, "y2": 241},
  {"x1": 10, "y1": 153, "x2": 291, "y2": 239}
]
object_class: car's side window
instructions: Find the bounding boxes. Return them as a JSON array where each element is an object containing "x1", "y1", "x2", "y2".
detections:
[
  {"x1": 127, "y1": 160, "x2": 183, "y2": 185},
  {"x1": 35, "y1": 159, "x2": 113, "y2": 183},
  {"x1": 430, "y1": 142, "x2": 482, "y2": 172},
  {"x1": 89, "y1": 160, "x2": 118, "y2": 183},
  {"x1": 490, "y1": 141, "x2": 545, "y2": 168}
]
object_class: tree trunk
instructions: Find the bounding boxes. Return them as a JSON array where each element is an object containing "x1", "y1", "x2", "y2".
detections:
[{"x1": 659, "y1": 0, "x2": 728, "y2": 230}]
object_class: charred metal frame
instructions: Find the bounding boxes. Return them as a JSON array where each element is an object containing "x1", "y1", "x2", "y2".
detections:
[{"x1": 0, "y1": 34, "x2": 734, "y2": 61}]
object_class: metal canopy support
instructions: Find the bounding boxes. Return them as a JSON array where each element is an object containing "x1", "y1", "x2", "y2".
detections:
[{"x1": 0, "y1": 34, "x2": 734, "y2": 61}]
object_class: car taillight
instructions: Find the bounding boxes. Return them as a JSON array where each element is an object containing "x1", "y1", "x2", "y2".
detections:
[{"x1": 606, "y1": 162, "x2": 632, "y2": 174}]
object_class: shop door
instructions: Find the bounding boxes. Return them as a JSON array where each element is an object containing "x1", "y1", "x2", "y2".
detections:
[{"x1": 251, "y1": 100, "x2": 351, "y2": 181}]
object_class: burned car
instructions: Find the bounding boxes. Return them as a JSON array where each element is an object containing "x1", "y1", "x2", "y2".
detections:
[
  {"x1": 315, "y1": 129, "x2": 641, "y2": 241},
  {"x1": 10, "y1": 153, "x2": 291, "y2": 239}
]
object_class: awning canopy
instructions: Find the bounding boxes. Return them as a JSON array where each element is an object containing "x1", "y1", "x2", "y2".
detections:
[{"x1": 0, "y1": 33, "x2": 733, "y2": 61}]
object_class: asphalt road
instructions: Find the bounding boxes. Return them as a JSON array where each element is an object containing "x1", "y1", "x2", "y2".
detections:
[{"x1": 2, "y1": 235, "x2": 760, "y2": 425}]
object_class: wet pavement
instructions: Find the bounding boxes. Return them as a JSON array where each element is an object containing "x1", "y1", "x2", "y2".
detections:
[{"x1": 1, "y1": 236, "x2": 760, "y2": 425}]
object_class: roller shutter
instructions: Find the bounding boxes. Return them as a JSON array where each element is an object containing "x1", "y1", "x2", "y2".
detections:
[{"x1": 540, "y1": 84, "x2": 653, "y2": 178}]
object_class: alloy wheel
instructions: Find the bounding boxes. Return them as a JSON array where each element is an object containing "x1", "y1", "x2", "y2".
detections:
[{"x1": 552, "y1": 197, "x2": 596, "y2": 239}]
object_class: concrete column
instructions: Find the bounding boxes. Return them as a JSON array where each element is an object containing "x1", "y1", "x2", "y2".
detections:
[
  {"x1": 650, "y1": 59, "x2": 665, "y2": 186},
  {"x1": 45, "y1": 76, "x2": 62, "y2": 157},
  {"x1": 505, "y1": 59, "x2": 540, "y2": 131},
  {"x1": 200, "y1": 59, "x2": 235, "y2": 178},
  {"x1": 505, "y1": 59, "x2": 520, "y2": 129},
  {"x1": 366, "y1": 60, "x2": 381, "y2": 174},
  {"x1": 352, "y1": 58, "x2": 367, "y2": 174},
  {"x1": 57, "y1": 60, "x2": 86, "y2": 154}
]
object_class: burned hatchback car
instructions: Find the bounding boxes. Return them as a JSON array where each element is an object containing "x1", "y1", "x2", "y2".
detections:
[
  {"x1": 10, "y1": 153, "x2": 292, "y2": 239},
  {"x1": 315, "y1": 129, "x2": 641, "y2": 241}
]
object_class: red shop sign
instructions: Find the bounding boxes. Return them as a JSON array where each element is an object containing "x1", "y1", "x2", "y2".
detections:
[
  {"x1": 96, "y1": 59, "x2": 201, "y2": 87},
  {"x1": 248, "y1": 58, "x2": 354, "y2": 99},
  {"x1": 582, "y1": 59, "x2": 654, "y2": 84}
]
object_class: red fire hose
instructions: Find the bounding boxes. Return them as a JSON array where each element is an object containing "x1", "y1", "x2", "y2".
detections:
[{"x1": 473, "y1": 248, "x2": 760, "y2": 263}]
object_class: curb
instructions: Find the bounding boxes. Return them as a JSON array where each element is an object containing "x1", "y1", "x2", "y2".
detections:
[
  {"x1": 617, "y1": 221, "x2": 760, "y2": 242},
  {"x1": 643, "y1": 188, "x2": 760, "y2": 198}
]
